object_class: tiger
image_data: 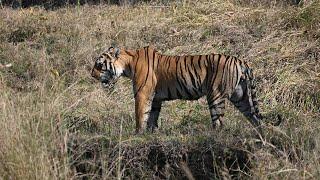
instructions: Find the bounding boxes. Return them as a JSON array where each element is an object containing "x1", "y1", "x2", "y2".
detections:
[{"x1": 91, "y1": 46, "x2": 263, "y2": 137}]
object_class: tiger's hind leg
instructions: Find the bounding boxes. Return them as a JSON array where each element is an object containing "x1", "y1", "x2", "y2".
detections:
[
  {"x1": 207, "y1": 96, "x2": 226, "y2": 129},
  {"x1": 230, "y1": 79, "x2": 263, "y2": 140},
  {"x1": 147, "y1": 100, "x2": 162, "y2": 132}
]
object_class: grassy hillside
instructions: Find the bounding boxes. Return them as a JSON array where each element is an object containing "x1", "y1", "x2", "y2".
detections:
[{"x1": 0, "y1": 0, "x2": 319, "y2": 179}]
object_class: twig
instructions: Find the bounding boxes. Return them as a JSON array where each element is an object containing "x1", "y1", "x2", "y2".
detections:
[
  {"x1": 117, "y1": 117, "x2": 124, "y2": 180},
  {"x1": 146, "y1": 5, "x2": 170, "y2": 8},
  {"x1": 0, "y1": 63, "x2": 13, "y2": 69},
  {"x1": 179, "y1": 161, "x2": 195, "y2": 180},
  {"x1": 268, "y1": 168, "x2": 298, "y2": 175}
]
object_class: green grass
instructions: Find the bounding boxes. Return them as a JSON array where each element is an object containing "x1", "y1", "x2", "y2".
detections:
[{"x1": 0, "y1": 0, "x2": 319, "y2": 179}]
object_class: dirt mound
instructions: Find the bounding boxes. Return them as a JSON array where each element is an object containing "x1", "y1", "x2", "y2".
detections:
[{"x1": 68, "y1": 136, "x2": 252, "y2": 179}]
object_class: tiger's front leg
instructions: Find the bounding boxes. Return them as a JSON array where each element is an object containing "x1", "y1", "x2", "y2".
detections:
[
  {"x1": 135, "y1": 93, "x2": 153, "y2": 134},
  {"x1": 147, "y1": 100, "x2": 162, "y2": 132}
]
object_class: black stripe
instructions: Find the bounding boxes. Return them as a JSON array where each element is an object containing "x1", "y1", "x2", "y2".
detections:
[
  {"x1": 198, "y1": 55, "x2": 206, "y2": 92},
  {"x1": 177, "y1": 79, "x2": 192, "y2": 98},
  {"x1": 167, "y1": 87, "x2": 172, "y2": 100},
  {"x1": 206, "y1": 55, "x2": 214, "y2": 88},
  {"x1": 224, "y1": 56, "x2": 233, "y2": 92},
  {"x1": 152, "y1": 50, "x2": 156, "y2": 71},
  {"x1": 127, "y1": 64, "x2": 132, "y2": 77},
  {"x1": 124, "y1": 50, "x2": 135, "y2": 58},
  {"x1": 112, "y1": 64, "x2": 116, "y2": 75},
  {"x1": 157, "y1": 54, "x2": 161, "y2": 71},
  {"x1": 204, "y1": 55, "x2": 209, "y2": 67},
  {"x1": 210, "y1": 92, "x2": 224, "y2": 104},
  {"x1": 166, "y1": 56, "x2": 171, "y2": 72},
  {"x1": 193, "y1": 56, "x2": 202, "y2": 84},
  {"x1": 179, "y1": 57, "x2": 187, "y2": 85},
  {"x1": 179, "y1": 59, "x2": 188, "y2": 85},
  {"x1": 176, "y1": 88, "x2": 182, "y2": 98},
  {"x1": 109, "y1": 62, "x2": 112, "y2": 71},
  {"x1": 133, "y1": 52, "x2": 140, "y2": 80},
  {"x1": 150, "y1": 49, "x2": 155, "y2": 87},
  {"x1": 217, "y1": 55, "x2": 229, "y2": 93},
  {"x1": 187, "y1": 58, "x2": 199, "y2": 95},
  {"x1": 197, "y1": 55, "x2": 203, "y2": 72},
  {"x1": 228, "y1": 57, "x2": 236, "y2": 91},
  {"x1": 234, "y1": 58, "x2": 239, "y2": 87},
  {"x1": 222, "y1": 56, "x2": 232, "y2": 93},
  {"x1": 174, "y1": 58, "x2": 182, "y2": 99},
  {"x1": 175, "y1": 59, "x2": 182, "y2": 97},
  {"x1": 175, "y1": 87, "x2": 182, "y2": 99},
  {"x1": 206, "y1": 56, "x2": 213, "y2": 98},
  {"x1": 134, "y1": 50, "x2": 150, "y2": 97},
  {"x1": 190, "y1": 55, "x2": 194, "y2": 63},
  {"x1": 208, "y1": 97, "x2": 224, "y2": 109},
  {"x1": 179, "y1": 79, "x2": 194, "y2": 98},
  {"x1": 189, "y1": 57, "x2": 199, "y2": 88},
  {"x1": 181, "y1": 57, "x2": 194, "y2": 97},
  {"x1": 177, "y1": 59, "x2": 193, "y2": 98},
  {"x1": 224, "y1": 56, "x2": 231, "y2": 89},
  {"x1": 207, "y1": 54, "x2": 221, "y2": 99},
  {"x1": 232, "y1": 57, "x2": 239, "y2": 89},
  {"x1": 184, "y1": 56, "x2": 188, "y2": 72}
]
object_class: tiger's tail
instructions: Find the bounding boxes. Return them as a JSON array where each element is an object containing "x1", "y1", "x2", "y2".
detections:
[
  {"x1": 243, "y1": 63, "x2": 263, "y2": 120},
  {"x1": 246, "y1": 68, "x2": 262, "y2": 119},
  {"x1": 245, "y1": 66, "x2": 283, "y2": 126}
]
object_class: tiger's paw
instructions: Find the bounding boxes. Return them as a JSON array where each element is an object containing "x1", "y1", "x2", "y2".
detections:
[
  {"x1": 151, "y1": 127, "x2": 160, "y2": 134},
  {"x1": 135, "y1": 128, "x2": 145, "y2": 135},
  {"x1": 147, "y1": 126, "x2": 159, "y2": 134},
  {"x1": 212, "y1": 120, "x2": 223, "y2": 129}
]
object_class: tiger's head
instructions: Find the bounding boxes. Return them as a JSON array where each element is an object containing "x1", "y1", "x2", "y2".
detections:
[{"x1": 91, "y1": 46, "x2": 123, "y2": 88}]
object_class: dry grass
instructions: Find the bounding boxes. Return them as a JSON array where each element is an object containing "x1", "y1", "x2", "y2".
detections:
[{"x1": 0, "y1": 0, "x2": 319, "y2": 179}]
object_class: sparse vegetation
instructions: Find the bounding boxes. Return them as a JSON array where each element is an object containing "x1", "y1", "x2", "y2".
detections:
[{"x1": 0, "y1": 0, "x2": 319, "y2": 179}]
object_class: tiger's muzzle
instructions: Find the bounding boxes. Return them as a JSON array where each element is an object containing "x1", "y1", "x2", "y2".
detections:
[
  {"x1": 93, "y1": 70, "x2": 116, "y2": 88},
  {"x1": 91, "y1": 68, "x2": 101, "y2": 80},
  {"x1": 100, "y1": 71, "x2": 112, "y2": 86}
]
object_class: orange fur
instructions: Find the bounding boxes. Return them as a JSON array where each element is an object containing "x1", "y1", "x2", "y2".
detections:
[{"x1": 91, "y1": 46, "x2": 262, "y2": 135}]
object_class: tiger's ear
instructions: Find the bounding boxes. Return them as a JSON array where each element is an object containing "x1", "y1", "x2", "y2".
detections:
[
  {"x1": 114, "y1": 47, "x2": 120, "y2": 58},
  {"x1": 108, "y1": 47, "x2": 120, "y2": 58}
]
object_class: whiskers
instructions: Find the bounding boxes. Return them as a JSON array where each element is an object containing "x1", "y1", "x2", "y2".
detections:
[{"x1": 101, "y1": 78, "x2": 117, "y2": 89}]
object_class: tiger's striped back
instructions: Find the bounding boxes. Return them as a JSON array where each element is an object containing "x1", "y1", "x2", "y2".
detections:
[{"x1": 130, "y1": 47, "x2": 244, "y2": 102}]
